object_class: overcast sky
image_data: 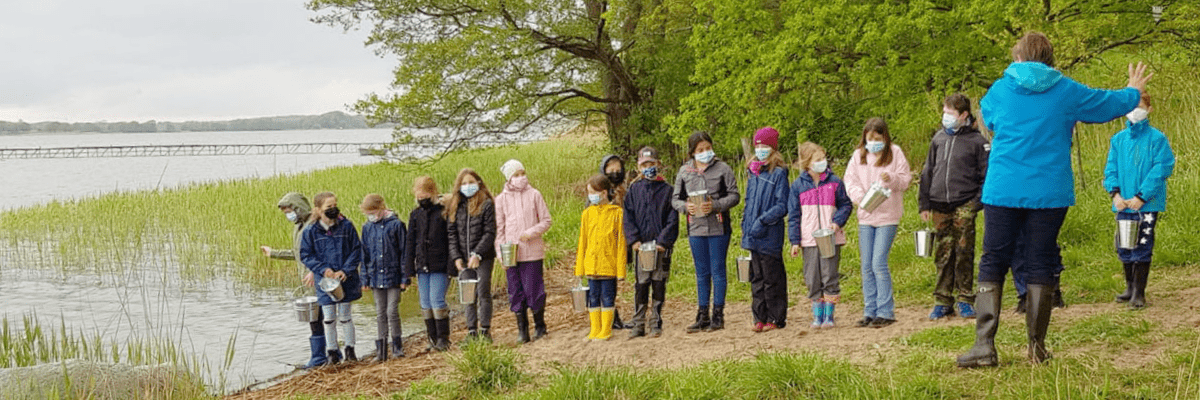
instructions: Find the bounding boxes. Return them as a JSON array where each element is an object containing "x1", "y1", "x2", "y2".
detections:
[{"x1": 0, "y1": 0, "x2": 396, "y2": 123}]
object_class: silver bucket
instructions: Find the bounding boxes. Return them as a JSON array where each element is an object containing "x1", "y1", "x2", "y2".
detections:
[
  {"x1": 914, "y1": 229, "x2": 935, "y2": 258},
  {"x1": 813, "y1": 229, "x2": 836, "y2": 259},
  {"x1": 1117, "y1": 219, "x2": 1140, "y2": 250},
  {"x1": 571, "y1": 286, "x2": 589, "y2": 313},
  {"x1": 318, "y1": 277, "x2": 345, "y2": 302},
  {"x1": 458, "y1": 279, "x2": 479, "y2": 304},
  {"x1": 736, "y1": 256, "x2": 751, "y2": 283},
  {"x1": 500, "y1": 243, "x2": 518, "y2": 268},
  {"x1": 687, "y1": 190, "x2": 710, "y2": 217},
  {"x1": 293, "y1": 296, "x2": 320, "y2": 323},
  {"x1": 859, "y1": 184, "x2": 890, "y2": 213},
  {"x1": 637, "y1": 241, "x2": 659, "y2": 272}
]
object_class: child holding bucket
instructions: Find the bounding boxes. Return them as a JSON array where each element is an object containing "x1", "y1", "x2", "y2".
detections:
[
  {"x1": 918, "y1": 93, "x2": 990, "y2": 320},
  {"x1": 300, "y1": 191, "x2": 364, "y2": 364},
  {"x1": 788, "y1": 142, "x2": 852, "y2": 329},
  {"x1": 495, "y1": 159, "x2": 553, "y2": 343},
  {"x1": 1103, "y1": 93, "x2": 1175, "y2": 309},
  {"x1": 740, "y1": 127, "x2": 790, "y2": 332},
  {"x1": 446, "y1": 168, "x2": 498, "y2": 341},
  {"x1": 843, "y1": 118, "x2": 911, "y2": 328},
  {"x1": 623, "y1": 146, "x2": 679, "y2": 338},
  {"x1": 359, "y1": 194, "x2": 408, "y2": 362},
  {"x1": 575, "y1": 174, "x2": 627, "y2": 341},
  {"x1": 404, "y1": 177, "x2": 456, "y2": 352}
]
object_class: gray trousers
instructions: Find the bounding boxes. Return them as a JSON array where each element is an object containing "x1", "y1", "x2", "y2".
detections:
[
  {"x1": 374, "y1": 287, "x2": 403, "y2": 339},
  {"x1": 460, "y1": 259, "x2": 495, "y2": 329},
  {"x1": 802, "y1": 245, "x2": 842, "y2": 301}
]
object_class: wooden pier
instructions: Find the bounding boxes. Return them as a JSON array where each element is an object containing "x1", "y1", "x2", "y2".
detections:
[{"x1": 0, "y1": 140, "x2": 532, "y2": 159}]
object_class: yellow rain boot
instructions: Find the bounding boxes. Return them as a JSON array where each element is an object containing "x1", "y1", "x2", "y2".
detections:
[
  {"x1": 586, "y1": 308, "x2": 601, "y2": 341},
  {"x1": 597, "y1": 308, "x2": 615, "y2": 340}
]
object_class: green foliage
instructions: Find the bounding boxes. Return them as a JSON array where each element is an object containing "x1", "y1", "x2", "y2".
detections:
[{"x1": 449, "y1": 340, "x2": 526, "y2": 395}]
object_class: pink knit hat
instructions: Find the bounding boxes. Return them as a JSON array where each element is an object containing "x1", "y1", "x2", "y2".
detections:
[{"x1": 754, "y1": 127, "x2": 779, "y2": 149}]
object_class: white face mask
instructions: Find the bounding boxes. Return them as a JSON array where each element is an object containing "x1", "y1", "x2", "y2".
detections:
[
  {"x1": 366, "y1": 213, "x2": 379, "y2": 223},
  {"x1": 865, "y1": 141, "x2": 885, "y2": 154},
  {"x1": 694, "y1": 150, "x2": 715, "y2": 164},
  {"x1": 809, "y1": 160, "x2": 828, "y2": 174},
  {"x1": 588, "y1": 193, "x2": 603, "y2": 205},
  {"x1": 1126, "y1": 107, "x2": 1149, "y2": 124},
  {"x1": 285, "y1": 211, "x2": 298, "y2": 223},
  {"x1": 460, "y1": 183, "x2": 480, "y2": 198},
  {"x1": 942, "y1": 112, "x2": 961, "y2": 130}
]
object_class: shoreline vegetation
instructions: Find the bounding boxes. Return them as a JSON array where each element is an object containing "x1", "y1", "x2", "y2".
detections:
[{"x1": 0, "y1": 111, "x2": 390, "y2": 135}]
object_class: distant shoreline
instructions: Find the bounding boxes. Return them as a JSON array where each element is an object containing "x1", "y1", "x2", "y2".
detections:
[{"x1": 0, "y1": 111, "x2": 395, "y2": 135}]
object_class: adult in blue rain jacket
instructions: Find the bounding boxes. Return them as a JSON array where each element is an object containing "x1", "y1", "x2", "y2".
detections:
[
  {"x1": 958, "y1": 32, "x2": 1152, "y2": 369},
  {"x1": 1103, "y1": 95, "x2": 1175, "y2": 310}
]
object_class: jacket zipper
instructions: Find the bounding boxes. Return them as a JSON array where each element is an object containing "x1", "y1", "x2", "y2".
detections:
[{"x1": 944, "y1": 135, "x2": 957, "y2": 204}]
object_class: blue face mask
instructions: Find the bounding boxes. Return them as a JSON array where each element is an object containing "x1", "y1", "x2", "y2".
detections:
[
  {"x1": 642, "y1": 166, "x2": 658, "y2": 179},
  {"x1": 755, "y1": 148, "x2": 771, "y2": 161},
  {"x1": 460, "y1": 183, "x2": 479, "y2": 198},
  {"x1": 695, "y1": 150, "x2": 715, "y2": 164},
  {"x1": 866, "y1": 141, "x2": 885, "y2": 154},
  {"x1": 588, "y1": 193, "x2": 603, "y2": 205}
]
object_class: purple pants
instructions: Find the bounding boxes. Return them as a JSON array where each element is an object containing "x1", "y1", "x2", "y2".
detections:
[{"x1": 506, "y1": 260, "x2": 546, "y2": 312}]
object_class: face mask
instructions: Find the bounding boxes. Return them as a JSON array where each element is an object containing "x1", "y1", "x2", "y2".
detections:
[
  {"x1": 588, "y1": 193, "x2": 603, "y2": 205},
  {"x1": 460, "y1": 183, "x2": 479, "y2": 198},
  {"x1": 941, "y1": 112, "x2": 961, "y2": 130},
  {"x1": 510, "y1": 175, "x2": 529, "y2": 189},
  {"x1": 809, "y1": 160, "x2": 828, "y2": 174},
  {"x1": 755, "y1": 148, "x2": 771, "y2": 161},
  {"x1": 323, "y1": 206, "x2": 340, "y2": 219},
  {"x1": 694, "y1": 150, "x2": 715, "y2": 164},
  {"x1": 285, "y1": 211, "x2": 298, "y2": 223},
  {"x1": 418, "y1": 198, "x2": 434, "y2": 208},
  {"x1": 1126, "y1": 107, "x2": 1149, "y2": 124},
  {"x1": 366, "y1": 213, "x2": 379, "y2": 223},
  {"x1": 642, "y1": 166, "x2": 658, "y2": 179},
  {"x1": 606, "y1": 171, "x2": 624, "y2": 185},
  {"x1": 866, "y1": 141, "x2": 885, "y2": 154}
]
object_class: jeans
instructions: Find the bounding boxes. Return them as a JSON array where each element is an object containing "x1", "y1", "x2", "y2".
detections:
[
  {"x1": 418, "y1": 272, "x2": 449, "y2": 310},
  {"x1": 373, "y1": 287, "x2": 403, "y2": 339},
  {"x1": 689, "y1": 234, "x2": 731, "y2": 307},
  {"x1": 979, "y1": 205, "x2": 1069, "y2": 286},
  {"x1": 858, "y1": 224, "x2": 897, "y2": 319},
  {"x1": 587, "y1": 278, "x2": 618, "y2": 308}
]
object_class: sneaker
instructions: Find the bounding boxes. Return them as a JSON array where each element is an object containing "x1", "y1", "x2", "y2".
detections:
[
  {"x1": 752, "y1": 322, "x2": 765, "y2": 333},
  {"x1": 868, "y1": 318, "x2": 896, "y2": 328},
  {"x1": 761, "y1": 322, "x2": 778, "y2": 332},
  {"x1": 956, "y1": 302, "x2": 976, "y2": 319},
  {"x1": 855, "y1": 317, "x2": 875, "y2": 328},
  {"x1": 929, "y1": 305, "x2": 955, "y2": 320}
]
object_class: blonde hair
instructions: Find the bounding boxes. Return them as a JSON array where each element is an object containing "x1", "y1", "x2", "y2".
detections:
[
  {"x1": 445, "y1": 168, "x2": 494, "y2": 222},
  {"x1": 309, "y1": 192, "x2": 336, "y2": 223},
  {"x1": 795, "y1": 142, "x2": 826, "y2": 171},
  {"x1": 361, "y1": 193, "x2": 385, "y2": 212},
  {"x1": 745, "y1": 148, "x2": 788, "y2": 172}
]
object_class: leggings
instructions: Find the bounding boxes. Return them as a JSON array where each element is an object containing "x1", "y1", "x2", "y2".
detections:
[{"x1": 322, "y1": 302, "x2": 355, "y2": 350}]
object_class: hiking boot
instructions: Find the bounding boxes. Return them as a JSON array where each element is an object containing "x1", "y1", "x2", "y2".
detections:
[
  {"x1": 855, "y1": 317, "x2": 875, "y2": 328},
  {"x1": 929, "y1": 305, "x2": 955, "y2": 320},
  {"x1": 957, "y1": 282, "x2": 1001, "y2": 368},
  {"x1": 686, "y1": 306, "x2": 710, "y2": 333},
  {"x1": 957, "y1": 301, "x2": 976, "y2": 319},
  {"x1": 707, "y1": 306, "x2": 725, "y2": 331}
]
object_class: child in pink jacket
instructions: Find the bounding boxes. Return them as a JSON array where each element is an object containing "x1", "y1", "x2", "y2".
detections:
[
  {"x1": 495, "y1": 159, "x2": 554, "y2": 344},
  {"x1": 844, "y1": 118, "x2": 911, "y2": 328}
]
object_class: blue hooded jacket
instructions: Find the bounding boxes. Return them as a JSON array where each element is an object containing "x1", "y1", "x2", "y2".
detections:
[
  {"x1": 980, "y1": 62, "x2": 1140, "y2": 208},
  {"x1": 361, "y1": 211, "x2": 408, "y2": 289},
  {"x1": 1103, "y1": 118, "x2": 1175, "y2": 213},
  {"x1": 740, "y1": 166, "x2": 790, "y2": 255},
  {"x1": 300, "y1": 216, "x2": 364, "y2": 305}
]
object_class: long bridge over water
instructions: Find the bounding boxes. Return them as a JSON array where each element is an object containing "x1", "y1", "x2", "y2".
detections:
[{"x1": 0, "y1": 140, "x2": 529, "y2": 159}]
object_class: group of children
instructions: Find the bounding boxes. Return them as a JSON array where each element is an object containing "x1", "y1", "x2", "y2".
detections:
[{"x1": 267, "y1": 90, "x2": 1173, "y2": 368}]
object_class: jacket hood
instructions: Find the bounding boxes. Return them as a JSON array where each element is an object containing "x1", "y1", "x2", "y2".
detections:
[
  {"x1": 1003, "y1": 62, "x2": 1063, "y2": 93},
  {"x1": 600, "y1": 154, "x2": 625, "y2": 175},
  {"x1": 277, "y1": 192, "x2": 311, "y2": 221},
  {"x1": 1125, "y1": 118, "x2": 1151, "y2": 137}
]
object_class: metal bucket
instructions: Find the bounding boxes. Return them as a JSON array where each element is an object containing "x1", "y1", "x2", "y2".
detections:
[
  {"x1": 688, "y1": 190, "x2": 709, "y2": 217},
  {"x1": 914, "y1": 229, "x2": 935, "y2": 258},
  {"x1": 813, "y1": 228, "x2": 836, "y2": 259},
  {"x1": 1117, "y1": 219, "x2": 1140, "y2": 250},
  {"x1": 736, "y1": 256, "x2": 751, "y2": 283},
  {"x1": 571, "y1": 286, "x2": 589, "y2": 313},
  {"x1": 319, "y1": 277, "x2": 345, "y2": 302},
  {"x1": 293, "y1": 296, "x2": 320, "y2": 322},
  {"x1": 458, "y1": 279, "x2": 478, "y2": 304},
  {"x1": 500, "y1": 243, "x2": 518, "y2": 268},
  {"x1": 859, "y1": 184, "x2": 890, "y2": 213},
  {"x1": 637, "y1": 241, "x2": 659, "y2": 272}
]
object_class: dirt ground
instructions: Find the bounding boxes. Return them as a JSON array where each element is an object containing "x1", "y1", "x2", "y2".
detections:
[{"x1": 226, "y1": 255, "x2": 1200, "y2": 399}]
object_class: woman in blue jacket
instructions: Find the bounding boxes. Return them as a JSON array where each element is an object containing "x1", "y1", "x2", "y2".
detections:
[
  {"x1": 360, "y1": 193, "x2": 408, "y2": 362},
  {"x1": 1103, "y1": 94, "x2": 1175, "y2": 310},
  {"x1": 741, "y1": 127, "x2": 790, "y2": 332},
  {"x1": 957, "y1": 32, "x2": 1152, "y2": 368},
  {"x1": 301, "y1": 191, "x2": 364, "y2": 365}
]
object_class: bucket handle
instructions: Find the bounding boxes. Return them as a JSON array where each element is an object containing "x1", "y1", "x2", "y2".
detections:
[{"x1": 290, "y1": 285, "x2": 309, "y2": 299}]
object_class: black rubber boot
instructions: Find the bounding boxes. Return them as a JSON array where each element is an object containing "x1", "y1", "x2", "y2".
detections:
[
  {"x1": 516, "y1": 309, "x2": 531, "y2": 344},
  {"x1": 1130, "y1": 262, "x2": 1150, "y2": 309},
  {"x1": 326, "y1": 349, "x2": 342, "y2": 366},
  {"x1": 374, "y1": 339, "x2": 387, "y2": 363},
  {"x1": 434, "y1": 317, "x2": 452, "y2": 351},
  {"x1": 1026, "y1": 284, "x2": 1054, "y2": 364},
  {"x1": 344, "y1": 346, "x2": 357, "y2": 362},
  {"x1": 391, "y1": 336, "x2": 405, "y2": 358},
  {"x1": 956, "y1": 282, "x2": 1002, "y2": 368},
  {"x1": 532, "y1": 309, "x2": 548, "y2": 341},
  {"x1": 1115, "y1": 262, "x2": 1134, "y2": 303},
  {"x1": 424, "y1": 317, "x2": 438, "y2": 352},
  {"x1": 708, "y1": 306, "x2": 725, "y2": 331},
  {"x1": 686, "y1": 306, "x2": 710, "y2": 334}
]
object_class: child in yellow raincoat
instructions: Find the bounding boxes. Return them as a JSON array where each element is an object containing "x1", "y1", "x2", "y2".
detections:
[{"x1": 576, "y1": 174, "x2": 627, "y2": 341}]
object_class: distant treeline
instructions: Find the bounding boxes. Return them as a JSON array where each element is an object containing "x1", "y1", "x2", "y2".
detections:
[{"x1": 0, "y1": 111, "x2": 383, "y2": 134}]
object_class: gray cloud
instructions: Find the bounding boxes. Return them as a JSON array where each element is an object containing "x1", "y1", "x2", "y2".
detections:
[{"x1": 0, "y1": 0, "x2": 395, "y2": 122}]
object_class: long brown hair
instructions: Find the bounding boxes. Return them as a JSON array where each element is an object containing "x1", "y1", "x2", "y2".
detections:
[
  {"x1": 857, "y1": 117, "x2": 894, "y2": 167},
  {"x1": 1012, "y1": 31, "x2": 1054, "y2": 67},
  {"x1": 309, "y1": 191, "x2": 336, "y2": 224},
  {"x1": 445, "y1": 168, "x2": 494, "y2": 222},
  {"x1": 587, "y1": 174, "x2": 614, "y2": 203}
]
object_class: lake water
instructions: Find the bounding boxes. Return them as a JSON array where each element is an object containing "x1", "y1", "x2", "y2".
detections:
[{"x1": 0, "y1": 128, "x2": 436, "y2": 392}]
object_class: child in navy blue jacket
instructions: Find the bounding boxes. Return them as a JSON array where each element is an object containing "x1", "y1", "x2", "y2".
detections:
[
  {"x1": 301, "y1": 191, "x2": 364, "y2": 364},
  {"x1": 623, "y1": 147, "x2": 680, "y2": 338},
  {"x1": 741, "y1": 128, "x2": 790, "y2": 332},
  {"x1": 360, "y1": 193, "x2": 408, "y2": 362}
]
